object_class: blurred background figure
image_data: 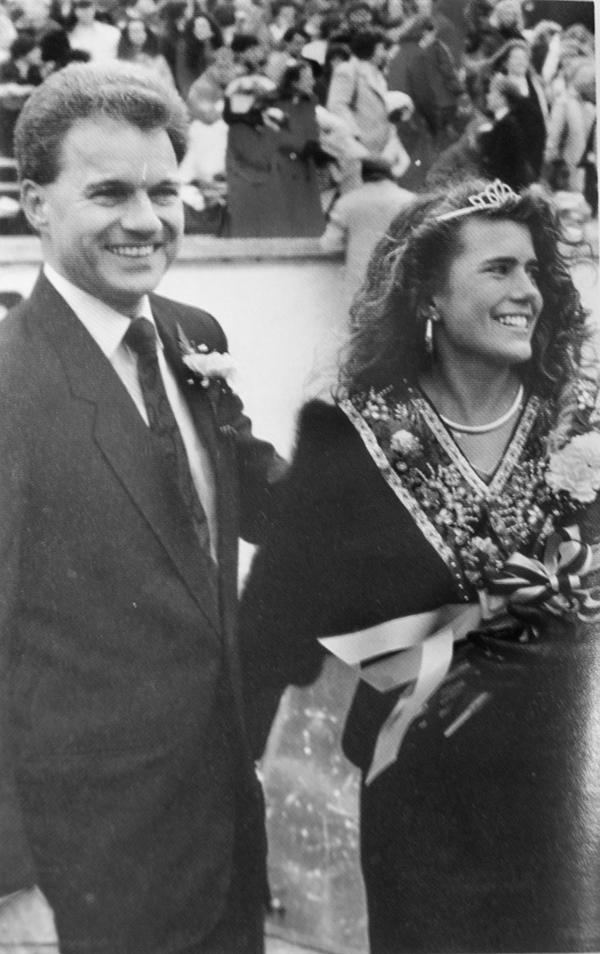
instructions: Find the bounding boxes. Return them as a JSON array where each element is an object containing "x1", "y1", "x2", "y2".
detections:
[
  {"x1": 486, "y1": 37, "x2": 548, "y2": 178},
  {"x1": 14, "y1": 0, "x2": 61, "y2": 42},
  {"x1": 159, "y1": 1, "x2": 223, "y2": 97},
  {"x1": 187, "y1": 42, "x2": 239, "y2": 119},
  {"x1": 39, "y1": 25, "x2": 90, "y2": 72},
  {"x1": 224, "y1": 55, "x2": 327, "y2": 236},
  {"x1": 265, "y1": 23, "x2": 308, "y2": 83},
  {"x1": 544, "y1": 55, "x2": 595, "y2": 193},
  {"x1": 0, "y1": 32, "x2": 41, "y2": 156},
  {"x1": 268, "y1": 0, "x2": 299, "y2": 44},
  {"x1": 267, "y1": 59, "x2": 326, "y2": 236},
  {"x1": 0, "y1": 6, "x2": 18, "y2": 65},
  {"x1": 320, "y1": 155, "x2": 413, "y2": 305},
  {"x1": 181, "y1": 45, "x2": 237, "y2": 233},
  {"x1": 223, "y1": 37, "x2": 278, "y2": 235},
  {"x1": 117, "y1": 14, "x2": 174, "y2": 84},
  {"x1": 326, "y1": 28, "x2": 391, "y2": 158},
  {"x1": 479, "y1": 72, "x2": 535, "y2": 189},
  {"x1": 67, "y1": 0, "x2": 120, "y2": 59},
  {"x1": 388, "y1": 13, "x2": 462, "y2": 153}
]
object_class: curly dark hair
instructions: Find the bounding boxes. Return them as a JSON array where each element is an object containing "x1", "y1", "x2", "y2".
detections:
[{"x1": 337, "y1": 178, "x2": 588, "y2": 403}]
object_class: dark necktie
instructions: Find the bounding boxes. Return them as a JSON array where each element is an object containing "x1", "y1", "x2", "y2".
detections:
[{"x1": 124, "y1": 317, "x2": 213, "y2": 560}]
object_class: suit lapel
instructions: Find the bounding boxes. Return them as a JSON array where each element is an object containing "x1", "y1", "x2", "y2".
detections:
[
  {"x1": 152, "y1": 300, "x2": 257, "y2": 738},
  {"x1": 153, "y1": 306, "x2": 220, "y2": 464},
  {"x1": 153, "y1": 303, "x2": 237, "y2": 573},
  {"x1": 29, "y1": 274, "x2": 221, "y2": 635},
  {"x1": 358, "y1": 61, "x2": 386, "y2": 102}
]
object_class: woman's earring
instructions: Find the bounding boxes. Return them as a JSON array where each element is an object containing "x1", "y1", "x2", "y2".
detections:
[
  {"x1": 425, "y1": 316, "x2": 434, "y2": 355},
  {"x1": 424, "y1": 304, "x2": 440, "y2": 356}
]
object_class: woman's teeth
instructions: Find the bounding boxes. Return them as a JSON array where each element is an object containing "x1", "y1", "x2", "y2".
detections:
[{"x1": 496, "y1": 314, "x2": 529, "y2": 329}]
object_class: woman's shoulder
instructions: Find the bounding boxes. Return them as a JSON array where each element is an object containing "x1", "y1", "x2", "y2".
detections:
[
  {"x1": 293, "y1": 398, "x2": 357, "y2": 456},
  {"x1": 285, "y1": 397, "x2": 383, "y2": 490}
]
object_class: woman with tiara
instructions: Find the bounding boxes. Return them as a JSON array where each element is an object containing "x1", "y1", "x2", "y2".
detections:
[{"x1": 240, "y1": 178, "x2": 600, "y2": 953}]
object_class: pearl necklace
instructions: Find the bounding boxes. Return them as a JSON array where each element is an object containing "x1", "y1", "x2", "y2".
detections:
[{"x1": 438, "y1": 385, "x2": 524, "y2": 434}]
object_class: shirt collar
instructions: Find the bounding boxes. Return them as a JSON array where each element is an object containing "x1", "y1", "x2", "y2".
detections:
[{"x1": 44, "y1": 264, "x2": 155, "y2": 359}]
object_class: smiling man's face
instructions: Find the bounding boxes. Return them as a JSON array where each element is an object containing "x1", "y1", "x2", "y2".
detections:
[{"x1": 24, "y1": 115, "x2": 184, "y2": 314}]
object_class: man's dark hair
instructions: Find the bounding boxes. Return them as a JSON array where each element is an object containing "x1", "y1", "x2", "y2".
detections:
[
  {"x1": 350, "y1": 28, "x2": 386, "y2": 60},
  {"x1": 282, "y1": 25, "x2": 309, "y2": 44},
  {"x1": 14, "y1": 61, "x2": 188, "y2": 184},
  {"x1": 230, "y1": 32, "x2": 261, "y2": 54}
]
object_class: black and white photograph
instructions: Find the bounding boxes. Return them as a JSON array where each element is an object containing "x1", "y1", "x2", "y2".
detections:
[{"x1": 0, "y1": 0, "x2": 598, "y2": 951}]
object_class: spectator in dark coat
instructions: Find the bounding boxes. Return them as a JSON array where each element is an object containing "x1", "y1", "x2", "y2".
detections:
[
  {"x1": 487, "y1": 38, "x2": 547, "y2": 177},
  {"x1": 269, "y1": 60, "x2": 326, "y2": 236},
  {"x1": 479, "y1": 73, "x2": 535, "y2": 189},
  {"x1": 388, "y1": 15, "x2": 461, "y2": 148},
  {"x1": 225, "y1": 58, "x2": 326, "y2": 236}
]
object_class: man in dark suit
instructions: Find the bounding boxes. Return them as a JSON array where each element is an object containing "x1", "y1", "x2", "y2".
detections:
[{"x1": 0, "y1": 61, "x2": 282, "y2": 954}]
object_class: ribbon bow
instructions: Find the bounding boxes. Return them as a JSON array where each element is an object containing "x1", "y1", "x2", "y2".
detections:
[
  {"x1": 318, "y1": 526, "x2": 600, "y2": 784},
  {"x1": 487, "y1": 526, "x2": 600, "y2": 621}
]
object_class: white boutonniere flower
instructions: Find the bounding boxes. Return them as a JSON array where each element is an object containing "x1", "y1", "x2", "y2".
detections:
[{"x1": 177, "y1": 324, "x2": 236, "y2": 388}]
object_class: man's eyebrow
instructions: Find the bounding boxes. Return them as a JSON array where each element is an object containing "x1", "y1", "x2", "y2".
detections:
[
  {"x1": 148, "y1": 178, "x2": 181, "y2": 189},
  {"x1": 84, "y1": 178, "x2": 131, "y2": 193},
  {"x1": 83, "y1": 177, "x2": 181, "y2": 193}
]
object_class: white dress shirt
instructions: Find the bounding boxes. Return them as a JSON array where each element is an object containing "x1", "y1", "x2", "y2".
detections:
[{"x1": 44, "y1": 265, "x2": 218, "y2": 561}]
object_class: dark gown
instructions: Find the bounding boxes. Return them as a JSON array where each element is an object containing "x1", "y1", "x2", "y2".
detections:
[{"x1": 239, "y1": 392, "x2": 600, "y2": 954}]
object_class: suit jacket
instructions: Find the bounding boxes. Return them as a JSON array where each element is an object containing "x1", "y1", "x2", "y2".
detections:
[
  {"x1": 0, "y1": 273, "x2": 282, "y2": 953},
  {"x1": 326, "y1": 58, "x2": 391, "y2": 156}
]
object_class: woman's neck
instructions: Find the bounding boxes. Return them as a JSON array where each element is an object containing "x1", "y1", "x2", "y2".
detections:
[{"x1": 419, "y1": 363, "x2": 522, "y2": 426}]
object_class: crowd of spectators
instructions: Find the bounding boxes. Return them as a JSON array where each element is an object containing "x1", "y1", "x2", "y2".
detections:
[{"x1": 0, "y1": 0, "x2": 596, "y2": 239}]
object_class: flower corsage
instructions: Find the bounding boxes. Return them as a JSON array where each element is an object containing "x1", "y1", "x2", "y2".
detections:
[
  {"x1": 488, "y1": 368, "x2": 600, "y2": 624},
  {"x1": 177, "y1": 324, "x2": 236, "y2": 389}
]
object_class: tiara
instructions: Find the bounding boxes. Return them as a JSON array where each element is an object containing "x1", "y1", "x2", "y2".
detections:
[{"x1": 436, "y1": 180, "x2": 520, "y2": 223}]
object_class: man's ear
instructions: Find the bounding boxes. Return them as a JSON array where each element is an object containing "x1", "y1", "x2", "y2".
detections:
[{"x1": 20, "y1": 180, "x2": 50, "y2": 233}]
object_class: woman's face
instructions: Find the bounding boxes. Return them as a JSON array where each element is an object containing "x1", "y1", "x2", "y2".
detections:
[
  {"x1": 193, "y1": 15, "x2": 213, "y2": 39},
  {"x1": 127, "y1": 19, "x2": 147, "y2": 45},
  {"x1": 432, "y1": 218, "x2": 543, "y2": 371},
  {"x1": 505, "y1": 46, "x2": 529, "y2": 76}
]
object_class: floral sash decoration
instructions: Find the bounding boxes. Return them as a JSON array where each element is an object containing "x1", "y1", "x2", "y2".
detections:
[
  {"x1": 322, "y1": 376, "x2": 600, "y2": 784},
  {"x1": 343, "y1": 381, "x2": 599, "y2": 598}
]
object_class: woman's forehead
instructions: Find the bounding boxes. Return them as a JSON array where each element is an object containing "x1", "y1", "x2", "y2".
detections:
[{"x1": 451, "y1": 218, "x2": 536, "y2": 263}]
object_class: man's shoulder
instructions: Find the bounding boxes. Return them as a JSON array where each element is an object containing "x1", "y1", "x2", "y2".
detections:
[
  {"x1": 0, "y1": 301, "x2": 41, "y2": 407},
  {"x1": 332, "y1": 58, "x2": 358, "y2": 80},
  {"x1": 0, "y1": 298, "x2": 33, "y2": 352}
]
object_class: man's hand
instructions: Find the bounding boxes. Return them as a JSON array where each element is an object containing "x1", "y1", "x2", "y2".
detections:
[{"x1": 0, "y1": 886, "x2": 60, "y2": 953}]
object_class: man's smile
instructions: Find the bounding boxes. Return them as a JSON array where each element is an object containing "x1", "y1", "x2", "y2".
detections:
[{"x1": 106, "y1": 243, "x2": 162, "y2": 258}]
